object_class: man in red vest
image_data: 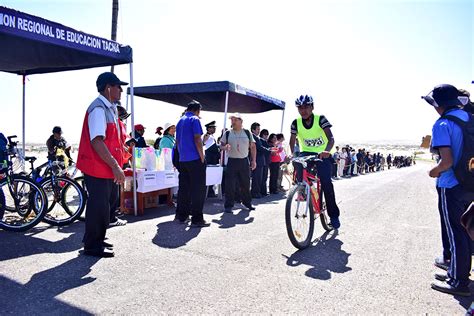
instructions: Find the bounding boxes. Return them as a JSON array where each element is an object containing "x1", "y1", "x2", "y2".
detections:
[{"x1": 76, "y1": 72, "x2": 127, "y2": 258}]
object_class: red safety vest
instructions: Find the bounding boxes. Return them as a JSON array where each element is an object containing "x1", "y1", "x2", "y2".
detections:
[{"x1": 77, "y1": 100, "x2": 124, "y2": 179}]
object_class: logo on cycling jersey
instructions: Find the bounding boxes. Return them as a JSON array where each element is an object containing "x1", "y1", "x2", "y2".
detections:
[{"x1": 304, "y1": 137, "x2": 325, "y2": 147}]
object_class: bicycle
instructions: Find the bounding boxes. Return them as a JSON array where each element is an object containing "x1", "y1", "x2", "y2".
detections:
[
  {"x1": 0, "y1": 136, "x2": 48, "y2": 232},
  {"x1": 285, "y1": 155, "x2": 332, "y2": 249},
  {"x1": 23, "y1": 156, "x2": 86, "y2": 226}
]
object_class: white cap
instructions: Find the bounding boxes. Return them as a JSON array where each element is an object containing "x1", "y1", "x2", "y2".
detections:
[{"x1": 229, "y1": 112, "x2": 243, "y2": 120}]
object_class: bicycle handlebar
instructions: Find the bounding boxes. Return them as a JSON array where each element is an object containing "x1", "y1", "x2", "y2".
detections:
[{"x1": 291, "y1": 155, "x2": 322, "y2": 168}]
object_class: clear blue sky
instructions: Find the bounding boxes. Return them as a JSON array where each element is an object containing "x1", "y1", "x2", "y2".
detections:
[{"x1": 0, "y1": 0, "x2": 472, "y2": 144}]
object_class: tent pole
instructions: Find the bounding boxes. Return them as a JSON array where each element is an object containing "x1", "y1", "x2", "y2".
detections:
[
  {"x1": 280, "y1": 108, "x2": 285, "y2": 133},
  {"x1": 129, "y1": 62, "x2": 137, "y2": 216},
  {"x1": 125, "y1": 93, "x2": 130, "y2": 134},
  {"x1": 223, "y1": 91, "x2": 229, "y2": 130},
  {"x1": 22, "y1": 75, "x2": 26, "y2": 163}
]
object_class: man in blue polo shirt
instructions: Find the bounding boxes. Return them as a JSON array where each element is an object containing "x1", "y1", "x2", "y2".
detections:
[
  {"x1": 175, "y1": 101, "x2": 210, "y2": 228},
  {"x1": 422, "y1": 84, "x2": 471, "y2": 297}
]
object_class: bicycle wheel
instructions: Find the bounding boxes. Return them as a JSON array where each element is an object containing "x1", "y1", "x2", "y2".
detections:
[
  {"x1": 40, "y1": 176, "x2": 86, "y2": 226},
  {"x1": 285, "y1": 183, "x2": 314, "y2": 249},
  {"x1": 0, "y1": 175, "x2": 48, "y2": 232},
  {"x1": 317, "y1": 191, "x2": 332, "y2": 231},
  {"x1": 74, "y1": 176, "x2": 87, "y2": 221}
]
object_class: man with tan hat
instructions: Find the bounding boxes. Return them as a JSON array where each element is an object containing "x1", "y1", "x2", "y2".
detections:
[{"x1": 220, "y1": 112, "x2": 257, "y2": 213}]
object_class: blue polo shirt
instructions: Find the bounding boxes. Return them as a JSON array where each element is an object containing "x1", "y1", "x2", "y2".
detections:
[
  {"x1": 176, "y1": 112, "x2": 203, "y2": 162},
  {"x1": 431, "y1": 108, "x2": 469, "y2": 188}
]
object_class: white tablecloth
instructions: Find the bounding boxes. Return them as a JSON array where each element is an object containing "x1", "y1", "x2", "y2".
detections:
[{"x1": 135, "y1": 166, "x2": 223, "y2": 193}]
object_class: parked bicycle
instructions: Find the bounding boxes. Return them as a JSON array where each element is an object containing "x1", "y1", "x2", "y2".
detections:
[
  {"x1": 285, "y1": 155, "x2": 332, "y2": 249},
  {"x1": 23, "y1": 156, "x2": 86, "y2": 226},
  {"x1": 0, "y1": 136, "x2": 48, "y2": 232}
]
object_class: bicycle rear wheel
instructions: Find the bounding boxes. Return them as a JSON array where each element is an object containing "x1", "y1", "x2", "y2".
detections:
[
  {"x1": 0, "y1": 175, "x2": 48, "y2": 232},
  {"x1": 285, "y1": 183, "x2": 314, "y2": 249},
  {"x1": 41, "y1": 176, "x2": 86, "y2": 226},
  {"x1": 74, "y1": 176, "x2": 86, "y2": 221}
]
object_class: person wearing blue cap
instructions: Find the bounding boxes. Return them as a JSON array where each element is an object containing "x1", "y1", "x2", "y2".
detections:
[{"x1": 422, "y1": 84, "x2": 472, "y2": 297}]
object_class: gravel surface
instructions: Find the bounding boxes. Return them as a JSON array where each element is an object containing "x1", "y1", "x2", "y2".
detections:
[{"x1": 0, "y1": 162, "x2": 472, "y2": 314}]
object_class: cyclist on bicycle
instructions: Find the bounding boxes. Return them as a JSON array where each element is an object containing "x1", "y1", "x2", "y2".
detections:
[
  {"x1": 46, "y1": 126, "x2": 73, "y2": 167},
  {"x1": 289, "y1": 95, "x2": 341, "y2": 229}
]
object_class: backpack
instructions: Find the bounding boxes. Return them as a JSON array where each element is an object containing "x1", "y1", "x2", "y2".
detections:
[{"x1": 442, "y1": 113, "x2": 474, "y2": 192}]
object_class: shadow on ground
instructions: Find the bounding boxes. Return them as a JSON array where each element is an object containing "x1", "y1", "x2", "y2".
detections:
[
  {"x1": 0, "y1": 223, "x2": 84, "y2": 261},
  {"x1": 212, "y1": 209, "x2": 254, "y2": 229},
  {"x1": 283, "y1": 230, "x2": 352, "y2": 280},
  {"x1": 152, "y1": 220, "x2": 202, "y2": 249},
  {"x1": 0, "y1": 255, "x2": 99, "y2": 314}
]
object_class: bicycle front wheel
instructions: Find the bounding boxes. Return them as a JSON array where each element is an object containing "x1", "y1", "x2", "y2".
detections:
[
  {"x1": 285, "y1": 183, "x2": 314, "y2": 249},
  {"x1": 0, "y1": 175, "x2": 48, "y2": 232},
  {"x1": 41, "y1": 176, "x2": 86, "y2": 226}
]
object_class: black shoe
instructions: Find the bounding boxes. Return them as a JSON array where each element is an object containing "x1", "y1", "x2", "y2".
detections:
[
  {"x1": 434, "y1": 272, "x2": 449, "y2": 282},
  {"x1": 174, "y1": 216, "x2": 190, "y2": 224},
  {"x1": 434, "y1": 256, "x2": 450, "y2": 271},
  {"x1": 252, "y1": 194, "x2": 262, "y2": 199},
  {"x1": 83, "y1": 249, "x2": 115, "y2": 258},
  {"x1": 244, "y1": 204, "x2": 256, "y2": 211},
  {"x1": 190, "y1": 221, "x2": 211, "y2": 228},
  {"x1": 102, "y1": 241, "x2": 114, "y2": 249},
  {"x1": 431, "y1": 280, "x2": 470, "y2": 297}
]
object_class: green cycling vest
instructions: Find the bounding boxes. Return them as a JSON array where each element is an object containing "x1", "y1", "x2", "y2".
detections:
[{"x1": 296, "y1": 115, "x2": 329, "y2": 153}]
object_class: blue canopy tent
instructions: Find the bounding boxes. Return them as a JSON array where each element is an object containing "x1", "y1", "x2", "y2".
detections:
[
  {"x1": 0, "y1": 5, "x2": 135, "y2": 155},
  {"x1": 130, "y1": 81, "x2": 286, "y2": 131},
  {"x1": 0, "y1": 5, "x2": 141, "y2": 215}
]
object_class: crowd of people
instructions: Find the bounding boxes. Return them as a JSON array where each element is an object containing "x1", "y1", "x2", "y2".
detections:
[{"x1": 331, "y1": 146, "x2": 414, "y2": 179}]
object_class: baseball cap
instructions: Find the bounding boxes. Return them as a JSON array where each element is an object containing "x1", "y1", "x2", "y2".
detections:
[
  {"x1": 96, "y1": 72, "x2": 128, "y2": 92},
  {"x1": 229, "y1": 112, "x2": 243, "y2": 120},
  {"x1": 134, "y1": 124, "x2": 145, "y2": 131},
  {"x1": 421, "y1": 84, "x2": 466, "y2": 108}
]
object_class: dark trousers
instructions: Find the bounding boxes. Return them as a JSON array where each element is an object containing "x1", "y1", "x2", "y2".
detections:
[
  {"x1": 269, "y1": 162, "x2": 280, "y2": 193},
  {"x1": 83, "y1": 174, "x2": 118, "y2": 251},
  {"x1": 225, "y1": 158, "x2": 252, "y2": 208},
  {"x1": 176, "y1": 159, "x2": 206, "y2": 223},
  {"x1": 261, "y1": 165, "x2": 269, "y2": 195},
  {"x1": 437, "y1": 186, "x2": 472, "y2": 287},
  {"x1": 251, "y1": 165, "x2": 263, "y2": 197},
  {"x1": 295, "y1": 152, "x2": 340, "y2": 219}
]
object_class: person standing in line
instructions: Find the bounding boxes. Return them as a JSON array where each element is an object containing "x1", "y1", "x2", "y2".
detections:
[
  {"x1": 175, "y1": 101, "x2": 210, "y2": 227},
  {"x1": 153, "y1": 127, "x2": 163, "y2": 150},
  {"x1": 76, "y1": 72, "x2": 127, "y2": 258},
  {"x1": 203, "y1": 121, "x2": 220, "y2": 197},
  {"x1": 134, "y1": 124, "x2": 148, "y2": 148},
  {"x1": 259, "y1": 129, "x2": 271, "y2": 196},
  {"x1": 276, "y1": 133, "x2": 288, "y2": 192},
  {"x1": 220, "y1": 113, "x2": 256, "y2": 213},
  {"x1": 333, "y1": 146, "x2": 341, "y2": 179},
  {"x1": 268, "y1": 133, "x2": 281, "y2": 194},
  {"x1": 339, "y1": 147, "x2": 347, "y2": 178},
  {"x1": 159, "y1": 123, "x2": 176, "y2": 150},
  {"x1": 251, "y1": 122, "x2": 265, "y2": 199},
  {"x1": 422, "y1": 84, "x2": 472, "y2": 297}
]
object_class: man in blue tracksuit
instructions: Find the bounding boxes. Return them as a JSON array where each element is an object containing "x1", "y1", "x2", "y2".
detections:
[{"x1": 422, "y1": 84, "x2": 472, "y2": 297}]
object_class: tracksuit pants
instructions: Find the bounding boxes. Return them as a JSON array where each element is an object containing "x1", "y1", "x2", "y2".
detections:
[
  {"x1": 176, "y1": 159, "x2": 206, "y2": 223},
  {"x1": 437, "y1": 185, "x2": 472, "y2": 287}
]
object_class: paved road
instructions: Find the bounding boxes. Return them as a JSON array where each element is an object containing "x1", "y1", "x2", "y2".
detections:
[{"x1": 0, "y1": 162, "x2": 472, "y2": 314}]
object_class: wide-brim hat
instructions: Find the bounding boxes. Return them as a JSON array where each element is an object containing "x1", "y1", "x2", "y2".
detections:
[
  {"x1": 421, "y1": 84, "x2": 468, "y2": 108},
  {"x1": 163, "y1": 123, "x2": 175, "y2": 132}
]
